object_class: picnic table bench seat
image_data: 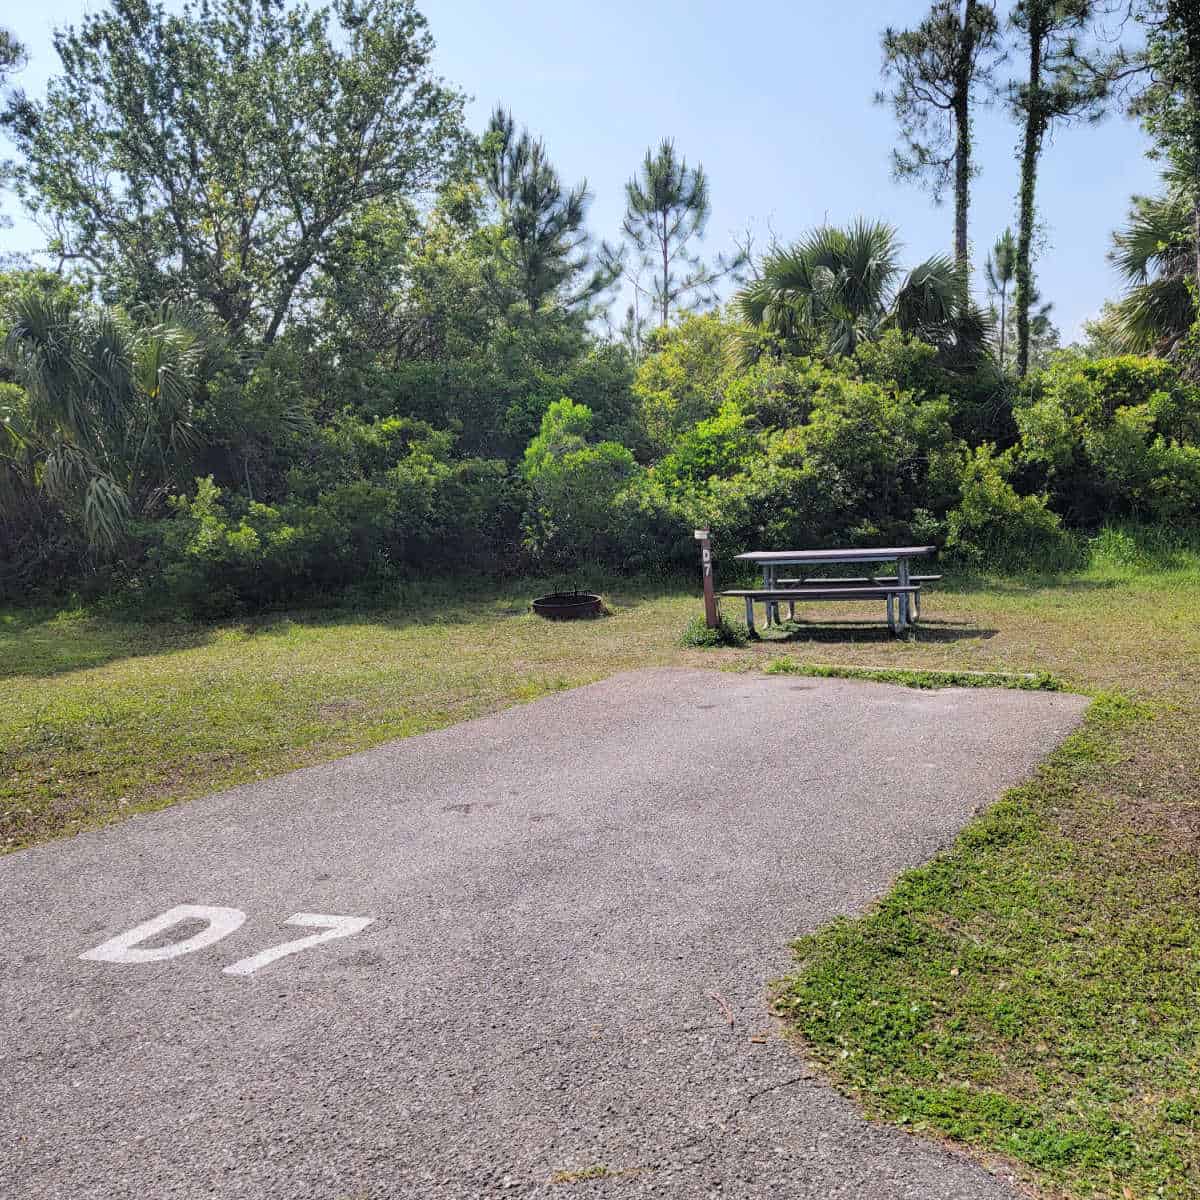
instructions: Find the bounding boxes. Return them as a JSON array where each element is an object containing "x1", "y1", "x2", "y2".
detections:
[
  {"x1": 775, "y1": 574, "x2": 941, "y2": 620},
  {"x1": 775, "y1": 574, "x2": 943, "y2": 586},
  {"x1": 720, "y1": 585, "x2": 921, "y2": 635}
]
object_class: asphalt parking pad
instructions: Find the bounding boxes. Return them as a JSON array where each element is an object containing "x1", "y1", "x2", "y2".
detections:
[{"x1": 1, "y1": 668, "x2": 1087, "y2": 1199}]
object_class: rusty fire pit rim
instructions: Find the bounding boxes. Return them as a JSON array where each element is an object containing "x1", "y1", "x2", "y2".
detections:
[{"x1": 530, "y1": 591, "x2": 605, "y2": 620}]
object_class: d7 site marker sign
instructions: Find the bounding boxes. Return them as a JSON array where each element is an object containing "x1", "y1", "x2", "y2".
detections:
[{"x1": 695, "y1": 529, "x2": 719, "y2": 628}]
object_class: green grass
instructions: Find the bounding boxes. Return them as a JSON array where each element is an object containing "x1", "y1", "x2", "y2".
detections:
[
  {"x1": 775, "y1": 692, "x2": 1200, "y2": 1198},
  {"x1": 763, "y1": 658, "x2": 1064, "y2": 691},
  {"x1": 4, "y1": 530, "x2": 1200, "y2": 1197}
]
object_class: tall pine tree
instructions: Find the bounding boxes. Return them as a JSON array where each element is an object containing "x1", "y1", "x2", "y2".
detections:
[
  {"x1": 1009, "y1": 1, "x2": 1112, "y2": 375},
  {"x1": 483, "y1": 107, "x2": 613, "y2": 318},
  {"x1": 878, "y1": 1, "x2": 1004, "y2": 273},
  {"x1": 615, "y1": 140, "x2": 744, "y2": 327}
]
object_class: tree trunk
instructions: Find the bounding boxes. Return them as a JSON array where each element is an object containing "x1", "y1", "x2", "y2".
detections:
[
  {"x1": 999, "y1": 286, "x2": 1007, "y2": 368},
  {"x1": 953, "y1": 99, "x2": 971, "y2": 272},
  {"x1": 953, "y1": 1, "x2": 978, "y2": 273},
  {"x1": 1015, "y1": 10, "x2": 1046, "y2": 379},
  {"x1": 661, "y1": 217, "x2": 670, "y2": 327}
]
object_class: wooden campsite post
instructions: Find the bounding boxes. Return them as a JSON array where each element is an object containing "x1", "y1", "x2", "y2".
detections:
[{"x1": 695, "y1": 529, "x2": 719, "y2": 628}]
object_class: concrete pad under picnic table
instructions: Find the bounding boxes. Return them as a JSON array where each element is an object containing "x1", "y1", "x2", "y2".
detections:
[{"x1": 0, "y1": 668, "x2": 1088, "y2": 1199}]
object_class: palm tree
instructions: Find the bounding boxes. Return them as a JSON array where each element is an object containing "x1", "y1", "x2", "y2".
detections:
[
  {"x1": 1097, "y1": 179, "x2": 1196, "y2": 355},
  {"x1": 734, "y1": 219, "x2": 975, "y2": 362},
  {"x1": 1, "y1": 293, "x2": 222, "y2": 554},
  {"x1": 985, "y1": 229, "x2": 1017, "y2": 367}
]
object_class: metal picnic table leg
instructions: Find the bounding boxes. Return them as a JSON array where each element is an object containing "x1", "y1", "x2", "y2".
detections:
[
  {"x1": 896, "y1": 556, "x2": 910, "y2": 632},
  {"x1": 744, "y1": 594, "x2": 756, "y2": 635}
]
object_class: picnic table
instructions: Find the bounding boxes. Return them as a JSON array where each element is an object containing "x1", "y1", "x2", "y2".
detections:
[{"x1": 724, "y1": 546, "x2": 938, "y2": 635}]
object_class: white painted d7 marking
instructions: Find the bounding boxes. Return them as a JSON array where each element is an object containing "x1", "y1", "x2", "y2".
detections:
[{"x1": 79, "y1": 907, "x2": 375, "y2": 976}]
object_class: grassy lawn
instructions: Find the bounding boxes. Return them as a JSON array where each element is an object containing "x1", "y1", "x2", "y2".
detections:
[{"x1": 4, "y1": 532, "x2": 1200, "y2": 1197}]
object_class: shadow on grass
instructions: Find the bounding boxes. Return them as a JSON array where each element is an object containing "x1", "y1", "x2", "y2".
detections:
[
  {"x1": 0, "y1": 608, "x2": 218, "y2": 680},
  {"x1": 1, "y1": 570, "x2": 694, "y2": 680},
  {"x1": 755, "y1": 619, "x2": 997, "y2": 645}
]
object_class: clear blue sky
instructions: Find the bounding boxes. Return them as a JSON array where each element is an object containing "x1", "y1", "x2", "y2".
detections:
[{"x1": 1, "y1": 0, "x2": 1161, "y2": 340}]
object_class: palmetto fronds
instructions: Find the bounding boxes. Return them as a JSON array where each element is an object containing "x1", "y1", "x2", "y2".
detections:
[
  {"x1": 894, "y1": 253, "x2": 963, "y2": 337},
  {"x1": 1100, "y1": 184, "x2": 1196, "y2": 356},
  {"x1": 734, "y1": 221, "x2": 972, "y2": 363},
  {"x1": 1, "y1": 294, "x2": 221, "y2": 553}
]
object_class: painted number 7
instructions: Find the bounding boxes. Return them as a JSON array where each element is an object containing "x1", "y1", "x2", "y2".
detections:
[
  {"x1": 223, "y1": 913, "x2": 372, "y2": 976},
  {"x1": 79, "y1": 905, "x2": 373, "y2": 976}
]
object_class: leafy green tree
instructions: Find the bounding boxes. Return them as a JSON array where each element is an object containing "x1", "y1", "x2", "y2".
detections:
[
  {"x1": 299, "y1": 198, "x2": 422, "y2": 362},
  {"x1": 482, "y1": 107, "x2": 614, "y2": 319},
  {"x1": 521, "y1": 397, "x2": 637, "y2": 564},
  {"x1": 734, "y1": 220, "x2": 975, "y2": 360},
  {"x1": 4, "y1": 0, "x2": 466, "y2": 344},
  {"x1": 878, "y1": 1, "x2": 1004, "y2": 271},
  {"x1": 613, "y1": 140, "x2": 745, "y2": 326},
  {"x1": 1, "y1": 293, "x2": 226, "y2": 552},
  {"x1": 386, "y1": 179, "x2": 506, "y2": 364},
  {"x1": 1008, "y1": 1, "x2": 1113, "y2": 376},
  {"x1": 633, "y1": 313, "x2": 735, "y2": 453}
]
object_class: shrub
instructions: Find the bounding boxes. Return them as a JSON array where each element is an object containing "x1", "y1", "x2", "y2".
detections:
[
  {"x1": 680, "y1": 613, "x2": 750, "y2": 648},
  {"x1": 1015, "y1": 354, "x2": 1200, "y2": 524},
  {"x1": 723, "y1": 356, "x2": 828, "y2": 432},
  {"x1": 854, "y1": 330, "x2": 1017, "y2": 447},
  {"x1": 654, "y1": 402, "x2": 760, "y2": 489},
  {"x1": 148, "y1": 445, "x2": 520, "y2": 615},
  {"x1": 634, "y1": 313, "x2": 737, "y2": 453},
  {"x1": 521, "y1": 398, "x2": 639, "y2": 566},
  {"x1": 945, "y1": 446, "x2": 1078, "y2": 571},
  {"x1": 654, "y1": 358, "x2": 964, "y2": 554}
]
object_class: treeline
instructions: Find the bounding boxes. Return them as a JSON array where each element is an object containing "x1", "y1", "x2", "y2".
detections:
[{"x1": 0, "y1": 0, "x2": 1198, "y2": 614}]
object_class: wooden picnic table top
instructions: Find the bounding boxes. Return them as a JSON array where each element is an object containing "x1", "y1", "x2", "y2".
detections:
[{"x1": 734, "y1": 546, "x2": 937, "y2": 564}]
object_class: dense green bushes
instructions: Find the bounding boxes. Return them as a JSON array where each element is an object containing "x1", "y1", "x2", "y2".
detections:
[
  {"x1": 141, "y1": 425, "x2": 519, "y2": 615},
  {"x1": 1014, "y1": 354, "x2": 1200, "y2": 525},
  {"x1": 944, "y1": 446, "x2": 1077, "y2": 570},
  {"x1": 4, "y1": 277, "x2": 1200, "y2": 613},
  {"x1": 644, "y1": 350, "x2": 963, "y2": 559},
  {"x1": 520, "y1": 398, "x2": 638, "y2": 566}
]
